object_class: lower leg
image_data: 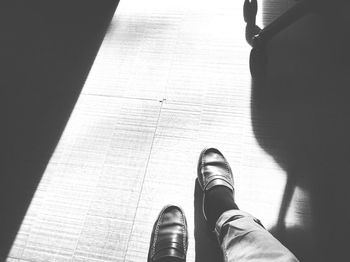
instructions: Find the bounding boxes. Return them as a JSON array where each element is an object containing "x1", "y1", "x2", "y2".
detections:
[{"x1": 204, "y1": 186, "x2": 238, "y2": 229}]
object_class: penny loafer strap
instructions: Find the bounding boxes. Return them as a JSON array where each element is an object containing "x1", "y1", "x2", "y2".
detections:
[{"x1": 204, "y1": 175, "x2": 234, "y2": 192}]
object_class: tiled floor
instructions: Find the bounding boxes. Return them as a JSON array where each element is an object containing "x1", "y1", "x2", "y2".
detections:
[{"x1": 7, "y1": 0, "x2": 350, "y2": 261}]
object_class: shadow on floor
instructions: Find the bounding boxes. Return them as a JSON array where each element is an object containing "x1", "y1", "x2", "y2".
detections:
[
  {"x1": 249, "y1": 4, "x2": 350, "y2": 261},
  {"x1": 1, "y1": 0, "x2": 119, "y2": 259},
  {"x1": 194, "y1": 180, "x2": 223, "y2": 262}
]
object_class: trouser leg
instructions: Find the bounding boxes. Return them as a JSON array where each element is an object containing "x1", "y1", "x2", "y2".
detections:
[{"x1": 214, "y1": 210, "x2": 299, "y2": 262}]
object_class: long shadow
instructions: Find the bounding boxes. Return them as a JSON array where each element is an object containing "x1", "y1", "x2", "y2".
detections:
[
  {"x1": 249, "y1": 2, "x2": 350, "y2": 261},
  {"x1": 194, "y1": 179, "x2": 223, "y2": 262},
  {"x1": 1, "y1": 0, "x2": 120, "y2": 260}
]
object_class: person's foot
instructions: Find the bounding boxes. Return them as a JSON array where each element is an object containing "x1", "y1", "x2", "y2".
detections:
[
  {"x1": 197, "y1": 148, "x2": 237, "y2": 230},
  {"x1": 148, "y1": 205, "x2": 188, "y2": 262}
]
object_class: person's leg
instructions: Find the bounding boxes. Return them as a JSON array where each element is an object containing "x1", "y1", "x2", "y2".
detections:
[
  {"x1": 204, "y1": 185, "x2": 238, "y2": 229},
  {"x1": 197, "y1": 148, "x2": 299, "y2": 261},
  {"x1": 147, "y1": 205, "x2": 188, "y2": 262},
  {"x1": 215, "y1": 210, "x2": 298, "y2": 262}
]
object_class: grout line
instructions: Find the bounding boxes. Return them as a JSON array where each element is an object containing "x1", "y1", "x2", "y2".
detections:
[
  {"x1": 82, "y1": 93, "x2": 162, "y2": 102},
  {"x1": 122, "y1": 101, "x2": 164, "y2": 262},
  {"x1": 83, "y1": 92, "x2": 247, "y2": 109}
]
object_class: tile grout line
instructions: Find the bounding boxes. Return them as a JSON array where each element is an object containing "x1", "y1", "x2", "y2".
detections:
[
  {"x1": 122, "y1": 100, "x2": 164, "y2": 262},
  {"x1": 82, "y1": 92, "x2": 249, "y2": 109},
  {"x1": 82, "y1": 93, "x2": 163, "y2": 102}
]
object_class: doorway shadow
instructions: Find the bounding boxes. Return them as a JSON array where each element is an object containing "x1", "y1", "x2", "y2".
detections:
[
  {"x1": 2, "y1": 0, "x2": 120, "y2": 260},
  {"x1": 248, "y1": 3, "x2": 350, "y2": 261},
  {"x1": 194, "y1": 179, "x2": 223, "y2": 262}
]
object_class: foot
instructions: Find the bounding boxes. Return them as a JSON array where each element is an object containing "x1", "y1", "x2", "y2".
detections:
[
  {"x1": 197, "y1": 148, "x2": 236, "y2": 229},
  {"x1": 148, "y1": 205, "x2": 188, "y2": 262}
]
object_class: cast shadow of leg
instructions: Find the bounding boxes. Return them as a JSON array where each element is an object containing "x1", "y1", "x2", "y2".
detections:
[{"x1": 194, "y1": 179, "x2": 223, "y2": 262}]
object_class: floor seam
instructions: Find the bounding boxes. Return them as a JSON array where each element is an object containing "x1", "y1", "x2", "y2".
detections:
[{"x1": 81, "y1": 93, "x2": 162, "y2": 102}]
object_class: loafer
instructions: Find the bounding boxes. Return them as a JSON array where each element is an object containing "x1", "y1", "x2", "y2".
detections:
[
  {"x1": 148, "y1": 205, "x2": 188, "y2": 262},
  {"x1": 197, "y1": 148, "x2": 235, "y2": 223}
]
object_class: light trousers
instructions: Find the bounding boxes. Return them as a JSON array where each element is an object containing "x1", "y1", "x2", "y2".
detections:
[{"x1": 215, "y1": 210, "x2": 299, "y2": 262}]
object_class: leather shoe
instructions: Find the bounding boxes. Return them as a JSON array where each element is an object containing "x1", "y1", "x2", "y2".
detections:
[
  {"x1": 148, "y1": 205, "x2": 188, "y2": 262},
  {"x1": 197, "y1": 148, "x2": 235, "y2": 222}
]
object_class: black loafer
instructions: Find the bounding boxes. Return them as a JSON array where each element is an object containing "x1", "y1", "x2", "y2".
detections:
[
  {"x1": 197, "y1": 148, "x2": 235, "y2": 223},
  {"x1": 148, "y1": 205, "x2": 188, "y2": 262}
]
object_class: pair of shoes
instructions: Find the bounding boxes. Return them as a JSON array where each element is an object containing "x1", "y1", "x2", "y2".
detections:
[{"x1": 147, "y1": 148, "x2": 234, "y2": 262}]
